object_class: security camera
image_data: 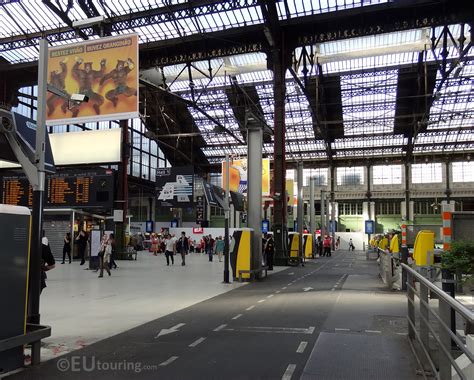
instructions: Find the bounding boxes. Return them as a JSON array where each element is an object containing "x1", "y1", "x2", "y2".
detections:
[
  {"x1": 0, "y1": 109, "x2": 16, "y2": 134},
  {"x1": 70, "y1": 93, "x2": 89, "y2": 103}
]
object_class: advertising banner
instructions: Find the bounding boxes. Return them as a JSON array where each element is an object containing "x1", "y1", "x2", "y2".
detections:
[
  {"x1": 221, "y1": 158, "x2": 270, "y2": 196},
  {"x1": 46, "y1": 34, "x2": 139, "y2": 126},
  {"x1": 156, "y1": 166, "x2": 194, "y2": 208}
]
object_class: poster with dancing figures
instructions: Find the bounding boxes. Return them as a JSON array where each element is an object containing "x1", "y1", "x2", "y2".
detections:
[
  {"x1": 156, "y1": 167, "x2": 194, "y2": 208},
  {"x1": 46, "y1": 34, "x2": 139, "y2": 126}
]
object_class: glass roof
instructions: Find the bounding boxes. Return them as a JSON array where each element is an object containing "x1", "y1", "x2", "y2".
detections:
[
  {"x1": 276, "y1": 0, "x2": 388, "y2": 20},
  {"x1": 341, "y1": 70, "x2": 398, "y2": 135},
  {"x1": 1, "y1": 0, "x2": 473, "y2": 164}
]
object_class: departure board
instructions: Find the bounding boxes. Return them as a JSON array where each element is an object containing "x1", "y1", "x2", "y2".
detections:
[
  {"x1": 0, "y1": 170, "x2": 114, "y2": 209},
  {"x1": 1, "y1": 177, "x2": 32, "y2": 207}
]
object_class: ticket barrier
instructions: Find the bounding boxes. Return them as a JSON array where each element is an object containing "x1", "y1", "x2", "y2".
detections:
[
  {"x1": 303, "y1": 234, "x2": 313, "y2": 259},
  {"x1": 230, "y1": 228, "x2": 254, "y2": 281},
  {"x1": 288, "y1": 232, "x2": 302, "y2": 265},
  {"x1": 0, "y1": 205, "x2": 51, "y2": 372}
]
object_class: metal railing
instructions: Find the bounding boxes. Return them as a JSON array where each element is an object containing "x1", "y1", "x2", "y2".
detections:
[
  {"x1": 402, "y1": 263, "x2": 474, "y2": 380},
  {"x1": 377, "y1": 248, "x2": 399, "y2": 289}
]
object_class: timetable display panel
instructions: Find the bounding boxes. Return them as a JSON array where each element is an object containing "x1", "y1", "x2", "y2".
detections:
[{"x1": 1, "y1": 170, "x2": 114, "y2": 209}]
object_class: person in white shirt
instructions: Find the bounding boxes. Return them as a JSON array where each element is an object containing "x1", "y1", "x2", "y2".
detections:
[{"x1": 164, "y1": 234, "x2": 176, "y2": 266}]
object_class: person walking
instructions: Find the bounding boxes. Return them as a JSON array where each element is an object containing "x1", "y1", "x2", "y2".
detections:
[
  {"x1": 151, "y1": 233, "x2": 159, "y2": 255},
  {"x1": 75, "y1": 227, "x2": 88, "y2": 265},
  {"x1": 108, "y1": 233, "x2": 117, "y2": 269},
  {"x1": 61, "y1": 232, "x2": 72, "y2": 264},
  {"x1": 41, "y1": 235, "x2": 56, "y2": 293},
  {"x1": 164, "y1": 234, "x2": 175, "y2": 266},
  {"x1": 176, "y1": 231, "x2": 189, "y2": 266},
  {"x1": 99, "y1": 234, "x2": 112, "y2": 278},
  {"x1": 348, "y1": 238, "x2": 355, "y2": 251},
  {"x1": 206, "y1": 234, "x2": 215, "y2": 262},
  {"x1": 336, "y1": 236, "x2": 341, "y2": 250},
  {"x1": 215, "y1": 236, "x2": 225, "y2": 262},
  {"x1": 323, "y1": 235, "x2": 331, "y2": 257},
  {"x1": 264, "y1": 234, "x2": 275, "y2": 270}
]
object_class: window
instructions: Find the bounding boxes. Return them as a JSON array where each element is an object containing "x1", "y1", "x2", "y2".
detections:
[
  {"x1": 305, "y1": 168, "x2": 328, "y2": 186},
  {"x1": 414, "y1": 200, "x2": 441, "y2": 215},
  {"x1": 452, "y1": 162, "x2": 474, "y2": 182},
  {"x1": 411, "y1": 163, "x2": 442, "y2": 184},
  {"x1": 337, "y1": 167, "x2": 364, "y2": 186},
  {"x1": 339, "y1": 202, "x2": 363, "y2": 215},
  {"x1": 375, "y1": 201, "x2": 401, "y2": 215},
  {"x1": 373, "y1": 165, "x2": 402, "y2": 185}
]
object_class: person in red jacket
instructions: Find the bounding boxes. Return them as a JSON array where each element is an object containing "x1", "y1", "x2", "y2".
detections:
[{"x1": 323, "y1": 235, "x2": 332, "y2": 257}]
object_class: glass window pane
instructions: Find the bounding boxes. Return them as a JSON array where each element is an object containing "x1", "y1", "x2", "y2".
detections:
[
  {"x1": 452, "y1": 162, "x2": 474, "y2": 182},
  {"x1": 373, "y1": 165, "x2": 402, "y2": 185},
  {"x1": 337, "y1": 167, "x2": 365, "y2": 185},
  {"x1": 411, "y1": 163, "x2": 442, "y2": 184}
]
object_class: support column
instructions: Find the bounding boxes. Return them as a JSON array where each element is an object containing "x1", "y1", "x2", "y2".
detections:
[
  {"x1": 404, "y1": 163, "x2": 411, "y2": 221},
  {"x1": 445, "y1": 162, "x2": 452, "y2": 202},
  {"x1": 115, "y1": 119, "x2": 129, "y2": 253},
  {"x1": 320, "y1": 190, "x2": 326, "y2": 237},
  {"x1": 272, "y1": 47, "x2": 288, "y2": 266},
  {"x1": 329, "y1": 166, "x2": 335, "y2": 249},
  {"x1": 309, "y1": 175, "x2": 315, "y2": 240},
  {"x1": 247, "y1": 126, "x2": 263, "y2": 273},
  {"x1": 28, "y1": 39, "x2": 48, "y2": 328},
  {"x1": 297, "y1": 162, "x2": 304, "y2": 259}
]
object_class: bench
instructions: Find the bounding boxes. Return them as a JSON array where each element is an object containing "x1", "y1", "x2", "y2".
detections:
[{"x1": 238, "y1": 266, "x2": 269, "y2": 282}]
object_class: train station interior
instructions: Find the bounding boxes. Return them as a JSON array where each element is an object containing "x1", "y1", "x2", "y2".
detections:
[{"x1": 0, "y1": 1, "x2": 473, "y2": 379}]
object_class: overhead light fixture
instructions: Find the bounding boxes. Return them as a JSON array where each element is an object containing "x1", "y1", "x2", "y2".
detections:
[{"x1": 72, "y1": 15, "x2": 106, "y2": 28}]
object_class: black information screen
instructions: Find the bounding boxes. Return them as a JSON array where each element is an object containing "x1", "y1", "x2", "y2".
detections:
[{"x1": 1, "y1": 170, "x2": 114, "y2": 209}]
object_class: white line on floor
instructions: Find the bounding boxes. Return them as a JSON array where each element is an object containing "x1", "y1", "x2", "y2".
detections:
[
  {"x1": 334, "y1": 328, "x2": 350, "y2": 331},
  {"x1": 267, "y1": 294, "x2": 274, "y2": 298},
  {"x1": 296, "y1": 341, "x2": 308, "y2": 353},
  {"x1": 365, "y1": 330, "x2": 381, "y2": 334},
  {"x1": 282, "y1": 287, "x2": 287, "y2": 290},
  {"x1": 258, "y1": 299, "x2": 266, "y2": 303},
  {"x1": 246, "y1": 305, "x2": 255, "y2": 311},
  {"x1": 282, "y1": 364, "x2": 296, "y2": 380},
  {"x1": 232, "y1": 314, "x2": 243, "y2": 320},
  {"x1": 213, "y1": 324, "x2": 227, "y2": 332},
  {"x1": 159, "y1": 356, "x2": 178, "y2": 366},
  {"x1": 275, "y1": 290, "x2": 281, "y2": 294},
  {"x1": 189, "y1": 337, "x2": 206, "y2": 347},
  {"x1": 396, "y1": 332, "x2": 407, "y2": 336},
  {"x1": 307, "y1": 326, "x2": 315, "y2": 334}
]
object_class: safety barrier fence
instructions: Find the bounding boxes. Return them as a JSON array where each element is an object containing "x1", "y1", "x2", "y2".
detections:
[
  {"x1": 402, "y1": 263, "x2": 474, "y2": 380},
  {"x1": 377, "y1": 248, "x2": 403, "y2": 290}
]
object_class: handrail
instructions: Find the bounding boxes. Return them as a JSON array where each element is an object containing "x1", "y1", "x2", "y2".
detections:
[{"x1": 401, "y1": 263, "x2": 474, "y2": 323}]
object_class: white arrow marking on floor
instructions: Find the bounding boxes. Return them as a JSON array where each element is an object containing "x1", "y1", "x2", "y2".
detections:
[
  {"x1": 155, "y1": 323, "x2": 185, "y2": 339},
  {"x1": 303, "y1": 287, "x2": 313, "y2": 292},
  {"x1": 232, "y1": 314, "x2": 243, "y2": 320}
]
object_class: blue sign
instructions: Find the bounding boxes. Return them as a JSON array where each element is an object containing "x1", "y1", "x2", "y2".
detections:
[
  {"x1": 145, "y1": 220, "x2": 154, "y2": 233},
  {"x1": 365, "y1": 220, "x2": 375, "y2": 234},
  {"x1": 328, "y1": 220, "x2": 338, "y2": 233},
  {"x1": 262, "y1": 219, "x2": 269, "y2": 234},
  {"x1": 171, "y1": 219, "x2": 178, "y2": 228}
]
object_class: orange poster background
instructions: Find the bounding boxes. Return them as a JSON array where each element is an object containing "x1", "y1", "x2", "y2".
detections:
[
  {"x1": 222, "y1": 158, "x2": 270, "y2": 196},
  {"x1": 46, "y1": 34, "x2": 138, "y2": 125}
]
